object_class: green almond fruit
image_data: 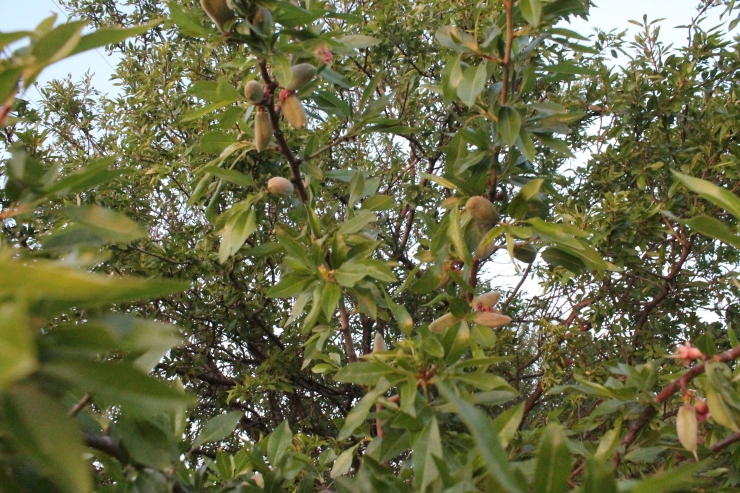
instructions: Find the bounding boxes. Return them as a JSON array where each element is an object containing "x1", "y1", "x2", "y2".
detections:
[{"x1": 200, "y1": 0, "x2": 236, "y2": 32}]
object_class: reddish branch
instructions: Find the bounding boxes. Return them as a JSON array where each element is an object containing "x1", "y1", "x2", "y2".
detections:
[
  {"x1": 613, "y1": 344, "x2": 740, "y2": 467},
  {"x1": 630, "y1": 238, "x2": 692, "y2": 348}
]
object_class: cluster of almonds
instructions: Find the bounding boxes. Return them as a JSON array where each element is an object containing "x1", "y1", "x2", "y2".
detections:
[
  {"x1": 244, "y1": 62, "x2": 316, "y2": 152},
  {"x1": 429, "y1": 291, "x2": 511, "y2": 334},
  {"x1": 671, "y1": 343, "x2": 710, "y2": 461},
  {"x1": 677, "y1": 394, "x2": 710, "y2": 461}
]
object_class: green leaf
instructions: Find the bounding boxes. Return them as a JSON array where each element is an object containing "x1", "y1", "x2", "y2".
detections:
[
  {"x1": 168, "y1": 2, "x2": 211, "y2": 38},
  {"x1": 201, "y1": 131, "x2": 237, "y2": 154},
  {"x1": 181, "y1": 100, "x2": 234, "y2": 123},
  {"x1": 673, "y1": 171, "x2": 740, "y2": 220},
  {"x1": 331, "y1": 445, "x2": 358, "y2": 478},
  {"x1": 272, "y1": 2, "x2": 323, "y2": 27},
  {"x1": 64, "y1": 205, "x2": 146, "y2": 244},
  {"x1": 0, "y1": 67, "x2": 23, "y2": 103},
  {"x1": 32, "y1": 20, "x2": 86, "y2": 65},
  {"x1": 533, "y1": 424, "x2": 572, "y2": 493},
  {"x1": 218, "y1": 207, "x2": 257, "y2": 263},
  {"x1": 582, "y1": 459, "x2": 617, "y2": 493},
  {"x1": 441, "y1": 54, "x2": 463, "y2": 106},
  {"x1": 72, "y1": 20, "x2": 163, "y2": 55},
  {"x1": 46, "y1": 157, "x2": 123, "y2": 196},
  {"x1": 540, "y1": 62, "x2": 598, "y2": 76},
  {"x1": 42, "y1": 360, "x2": 193, "y2": 415},
  {"x1": 338, "y1": 378, "x2": 393, "y2": 440},
  {"x1": 191, "y1": 411, "x2": 244, "y2": 450},
  {"x1": 266, "y1": 273, "x2": 312, "y2": 298},
  {"x1": 266, "y1": 420, "x2": 293, "y2": 465},
  {"x1": 0, "y1": 258, "x2": 188, "y2": 315},
  {"x1": 335, "y1": 262, "x2": 368, "y2": 287},
  {"x1": 498, "y1": 106, "x2": 522, "y2": 146},
  {"x1": 383, "y1": 290, "x2": 414, "y2": 335},
  {"x1": 520, "y1": 0, "x2": 543, "y2": 27},
  {"x1": 334, "y1": 361, "x2": 399, "y2": 385},
  {"x1": 630, "y1": 461, "x2": 704, "y2": 493},
  {"x1": 457, "y1": 63, "x2": 487, "y2": 107},
  {"x1": 413, "y1": 417, "x2": 443, "y2": 492},
  {"x1": 0, "y1": 303, "x2": 36, "y2": 390},
  {"x1": 322, "y1": 282, "x2": 342, "y2": 319},
  {"x1": 337, "y1": 210, "x2": 377, "y2": 235},
  {"x1": 363, "y1": 259, "x2": 397, "y2": 283},
  {"x1": 0, "y1": 31, "x2": 30, "y2": 51},
  {"x1": 1, "y1": 386, "x2": 92, "y2": 493},
  {"x1": 540, "y1": 246, "x2": 586, "y2": 274},
  {"x1": 436, "y1": 384, "x2": 524, "y2": 493},
  {"x1": 335, "y1": 35, "x2": 381, "y2": 49},
  {"x1": 682, "y1": 215, "x2": 740, "y2": 249},
  {"x1": 361, "y1": 195, "x2": 395, "y2": 211},
  {"x1": 204, "y1": 167, "x2": 255, "y2": 188},
  {"x1": 118, "y1": 417, "x2": 174, "y2": 470},
  {"x1": 493, "y1": 402, "x2": 524, "y2": 448}
]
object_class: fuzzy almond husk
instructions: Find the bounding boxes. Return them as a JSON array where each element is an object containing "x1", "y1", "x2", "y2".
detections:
[
  {"x1": 282, "y1": 94, "x2": 307, "y2": 129},
  {"x1": 475, "y1": 237, "x2": 497, "y2": 260},
  {"x1": 244, "y1": 80, "x2": 265, "y2": 104},
  {"x1": 465, "y1": 196, "x2": 499, "y2": 224},
  {"x1": 677, "y1": 404, "x2": 699, "y2": 460},
  {"x1": 267, "y1": 177, "x2": 294, "y2": 197},
  {"x1": 473, "y1": 312, "x2": 511, "y2": 328},
  {"x1": 429, "y1": 313, "x2": 460, "y2": 334},
  {"x1": 471, "y1": 291, "x2": 501, "y2": 310},
  {"x1": 373, "y1": 332, "x2": 388, "y2": 353},
  {"x1": 252, "y1": 7, "x2": 273, "y2": 34},
  {"x1": 200, "y1": 0, "x2": 235, "y2": 32},
  {"x1": 254, "y1": 111, "x2": 272, "y2": 151},
  {"x1": 287, "y1": 63, "x2": 317, "y2": 91}
]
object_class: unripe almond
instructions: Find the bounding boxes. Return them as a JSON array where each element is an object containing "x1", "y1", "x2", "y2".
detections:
[
  {"x1": 254, "y1": 110, "x2": 272, "y2": 151},
  {"x1": 252, "y1": 7, "x2": 273, "y2": 35},
  {"x1": 465, "y1": 196, "x2": 498, "y2": 224},
  {"x1": 244, "y1": 80, "x2": 265, "y2": 104},
  {"x1": 475, "y1": 237, "x2": 496, "y2": 260},
  {"x1": 677, "y1": 404, "x2": 699, "y2": 460},
  {"x1": 282, "y1": 94, "x2": 307, "y2": 129},
  {"x1": 473, "y1": 312, "x2": 511, "y2": 328},
  {"x1": 471, "y1": 291, "x2": 501, "y2": 311},
  {"x1": 373, "y1": 332, "x2": 387, "y2": 353},
  {"x1": 429, "y1": 313, "x2": 460, "y2": 334},
  {"x1": 200, "y1": 0, "x2": 235, "y2": 32},
  {"x1": 287, "y1": 63, "x2": 317, "y2": 91},
  {"x1": 267, "y1": 177, "x2": 294, "y2": 197}
]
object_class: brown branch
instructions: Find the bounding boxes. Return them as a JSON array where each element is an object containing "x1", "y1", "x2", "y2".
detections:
[
  {"x1": 518, "y1": 382, "x2": 543, "y2": 430},
  {"x1": 500, "y1": 0, "x2": 514, "y2": 105},
  {"x1": 613, "y1": 344, "x2": 740, "y2": 467},
  {"x1": 631, "y1": 238, "x2": 692, "y2": 348},
  {"x1": 67, "y1": 393, "x2": 92, "y2": 418},
  {"x1": 503, "y1": 263, "x2": 532, "y2": 309},
  {"x1": 257, "y1": 59, "x2": 309, "y2": 203},
  {"x1": 339, "y1": 303, "x2": 358, "y2": 362},
  {"x1": 710, "y1": 431, "x2": 740, "y2": 454}
]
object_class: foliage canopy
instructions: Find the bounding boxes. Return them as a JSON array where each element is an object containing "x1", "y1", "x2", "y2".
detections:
[{"x1": 3, "y1": 0, "x2": 740, "y2": 492}]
